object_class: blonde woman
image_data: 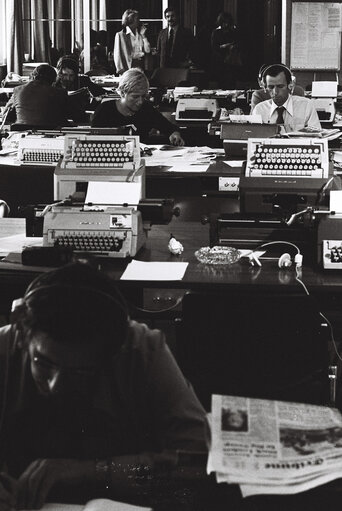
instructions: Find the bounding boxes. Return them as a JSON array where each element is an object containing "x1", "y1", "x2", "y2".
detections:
[{"x1": 114, "y1": 9, "x2": 150, "y2": 75}]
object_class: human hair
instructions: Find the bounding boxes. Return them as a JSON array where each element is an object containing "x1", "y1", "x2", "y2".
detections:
[
  {"x1": 262, "y1": 63, "x2": 292, "y2": 85},
  {"x1": 117, "y1": 67, "x2": 149, "y2": 95},
  {"x1": 122, "y1": 9, "x2": 139, "y2": 27},
  {"x1": 56, "y1": 55, "x2": 79, "y2": 75},
  {"x1": 13, "y1": 262, "x2": 129, "y2": 352},
  {"x1": 216, "y1": 11, "x2": 234, "y2": 28},
  {"x1": 31, "y1": 64, "x2": 57, "y2": 85},
  {"x1": 164, "y1": 7, "x2": 177, "y2": 17}
]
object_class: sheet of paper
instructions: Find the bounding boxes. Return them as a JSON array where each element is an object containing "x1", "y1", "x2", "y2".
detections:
[
  {"x1": 312, "y1": 81, "x2": 338, "y2": 97},
  {"x1": 229, "y1": 114, "x2": 262, "y2": 123},
  {"x1": 166, "y1": 163, "x2": 210, "y2": 173},
  {"x1": 23, "y1": 499, "x2": 151, "y2": 511},
  {"x1": 330, "y1": 190, "x2": 342, "y2": 213},
  {"x1": 85, "y1": 182, "x2": 141, "y2": 205},
  {"x1": 0, "y1": 234, "x2": 43, "y2": 257},
  {"x1": 144, "y1": 146, "x2": 215, "y2": 168},
  {"x1": 121, "y1": 260, "x2": 188, "y2": 281},
  {"x1": 223, "y1": 160, "x2": 244, "y2": 167}
]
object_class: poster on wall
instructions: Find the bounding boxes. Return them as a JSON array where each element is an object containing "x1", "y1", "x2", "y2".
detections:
[{"x1": 290, "y1": 2, "x2": 341, "y2": 70}]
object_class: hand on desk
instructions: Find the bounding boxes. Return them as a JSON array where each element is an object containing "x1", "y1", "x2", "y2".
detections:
[
  {"x1": 15, "y1": 458, "x2": 93, "y2": 509},
  {"x1": 169, "y1": 131, "x2": 185, "y2": 146}
]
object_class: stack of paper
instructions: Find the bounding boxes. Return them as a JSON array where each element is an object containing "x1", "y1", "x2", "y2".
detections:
[{"x1": 208, "y1": 395, "x2": 342, "y2": 497}]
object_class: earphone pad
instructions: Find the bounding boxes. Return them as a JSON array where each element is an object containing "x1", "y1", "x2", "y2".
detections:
[{"x1": 278, "y1": 253, "x2": 292, "y2": 268}]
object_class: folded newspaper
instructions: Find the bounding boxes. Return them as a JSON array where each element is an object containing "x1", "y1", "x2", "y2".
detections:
[{"x1": 207, "y1": 395, "x2": 342, "y2": 497}]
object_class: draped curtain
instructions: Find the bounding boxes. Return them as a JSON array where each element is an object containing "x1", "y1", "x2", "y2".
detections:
[
  {"x1": 7, "y1": 0, "x2": 24, "y2": 74},
  {"x1": 55, "y1": 0, "x2": 71, "y2": 55},
  {"x1": 32, "y1": 0, "x2": 51, "y2": 62}
]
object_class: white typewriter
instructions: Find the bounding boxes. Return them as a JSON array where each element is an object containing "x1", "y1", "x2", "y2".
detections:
[
  {"x1": 175, "y1": 98, "x2": 219, "y2": 121},
  {"x1": 17, "y1": 134, "x2": 65, "y2": 165},
  {"x1": 43, "y1": 133, "x2": 146, "y2": 258},
  {"x1": 245, "y1": 137, "x2": 329, "y2": 179}
]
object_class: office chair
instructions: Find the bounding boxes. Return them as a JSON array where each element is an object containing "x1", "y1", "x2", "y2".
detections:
[
  {"x1": 176, "y1": 291, "x2": 331, "y2": 411},
  {"x1": 150, "y1": 67, "x2": 190, "y2": 89}
]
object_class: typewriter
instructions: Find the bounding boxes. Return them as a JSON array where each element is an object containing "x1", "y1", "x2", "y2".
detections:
[
  {"x1": 240, "y1": 137, "x2": 330, "y2": 214},
  {"x1": 43, "y1": 134, "x2": 149, "y2": 258},
  {"x1": 17, "y1": 134, "x2": 65, "y2": 165}
]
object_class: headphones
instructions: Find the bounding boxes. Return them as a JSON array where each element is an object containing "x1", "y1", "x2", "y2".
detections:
[
  {"x1": 260, "y1": 63, "x2": 295, "y2": 90},
  {"x1": 11, "y1": 282, "x2": 128, "y2": 325},
  {"x1": 248, "y1": 241, "x2": 303, "y2": 269}
]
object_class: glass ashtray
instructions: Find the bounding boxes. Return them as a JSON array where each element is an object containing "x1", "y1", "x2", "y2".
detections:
[{"x1": 194, "y1": 246, "x2": 241, "y2": 265}]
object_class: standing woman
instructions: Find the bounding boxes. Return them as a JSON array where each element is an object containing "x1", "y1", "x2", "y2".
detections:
[
  {"x1": 114, "y1": 9, "x2": 151, "y2": 75},
  {"x1": 211, "y1": 12, "x2": 241, "y2": 89}
]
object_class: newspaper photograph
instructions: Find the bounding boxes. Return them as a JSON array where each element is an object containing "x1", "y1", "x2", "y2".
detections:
[{"x1": 208, "y1": 395, "x2": 342, "y2": 496}]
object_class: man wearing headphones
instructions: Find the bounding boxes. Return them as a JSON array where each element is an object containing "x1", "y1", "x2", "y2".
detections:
[
  {"x1": 253, "y1": 63, "x2": 321, "y2": 132},
  {"x1": 250, "y1": 63, "x2": 305, "y2": 113},
  {"x1": 0, "y1": 263, "x2": 206, "y2": 510}
]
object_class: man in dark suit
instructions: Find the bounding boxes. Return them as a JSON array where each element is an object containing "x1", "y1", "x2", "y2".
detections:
[{"x1": 156, "y1": 7, "x2": 194, "y2": 68}]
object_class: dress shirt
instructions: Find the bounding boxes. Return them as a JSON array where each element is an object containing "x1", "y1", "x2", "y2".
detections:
[
  {"x1": 126, "y1": 26, "x2": 150, "y2": 59},
  {"x1": 253, "y1": 95, "x2": 321, "y2": 132}
]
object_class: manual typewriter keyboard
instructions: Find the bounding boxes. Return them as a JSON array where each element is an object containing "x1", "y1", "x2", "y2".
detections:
[
  {"x1": 71, "y1": 141, "x2": 134, "y2": 167},
  {"x1": 54, "y1": 234, "x2": 124, "y2": 252},
  {"x1": 250, "y1": 144, "x2": 322, "y2": 176},
  {"x1": 22, "y1": 149, "x2": 63, "y2": 163}
]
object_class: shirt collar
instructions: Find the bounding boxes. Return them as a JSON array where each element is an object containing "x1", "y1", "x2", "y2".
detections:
[
  {"x1": 270, "y1": 95, "x2": 293, "y2": 117},
  {"x1": 126, "y1": 26, "x2": 136, "y2": 37}
]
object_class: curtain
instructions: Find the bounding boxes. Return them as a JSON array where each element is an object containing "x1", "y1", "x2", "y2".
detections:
[
  {"x1": 7, "y1": 0, "x2": 24, "y2": 74},
  {"x1": 33, "y1": 0, "x2": 51, "y2": 63},
  {"x1": 55, "y1": 0, "x2": 71, "y2": 55}
]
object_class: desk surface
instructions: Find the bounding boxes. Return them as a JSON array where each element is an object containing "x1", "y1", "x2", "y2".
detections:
[{"x1": 0, "y1": 220, "x2": 342, "y2": 297}]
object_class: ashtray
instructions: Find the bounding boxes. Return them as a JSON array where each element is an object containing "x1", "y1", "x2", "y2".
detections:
[{"x1": 194, "y1": 246, "x2": 241, "y2": 265}]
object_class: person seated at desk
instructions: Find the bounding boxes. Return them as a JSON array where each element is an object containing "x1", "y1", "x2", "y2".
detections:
[
  {"x1": 91, "y1": 68, "x2": 185, "y2": 145},
  {"x1": 253, "y1": 63, "x2": 321, "y2": 132},
  {"x1": 55, "y1": 55, "x2": 106, "y2": 122},
  {"x1": 55, "y1": 55, "x2": 106, "y2": 97},
  {"x1": 250, "y1": 63, "x2": 305, "y2": 113},
  {"x1": 0, "y1": 262, "x2": 207, "y2": 510},
  {"x1": 3, "y1": 64, "x2": 69, "y2": 129}
]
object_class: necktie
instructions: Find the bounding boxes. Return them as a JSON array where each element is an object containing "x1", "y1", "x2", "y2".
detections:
[
  {"x1": 276, "y1": 106, "x2": 285, "y2": 125},
  {"x1": 167, "y1": 28, "x2": 174, "y2": 57}
]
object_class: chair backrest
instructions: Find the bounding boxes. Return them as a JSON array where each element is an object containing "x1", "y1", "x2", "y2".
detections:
[
  {"x1": 176, "y1": 291, "x2": 330, "y2": 411},
  {"x1": 150, "y1": 67, "x2": 190, "y2": 88}
]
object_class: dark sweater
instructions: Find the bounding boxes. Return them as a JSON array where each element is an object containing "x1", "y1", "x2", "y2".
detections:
[{"x1": 91, "y1": 100, "x2": 178, "y2": 142}]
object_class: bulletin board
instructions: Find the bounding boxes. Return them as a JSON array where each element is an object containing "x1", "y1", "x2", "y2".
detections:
[{"x1": 290, "y1": 2, "x2": 342, "y2": 70}]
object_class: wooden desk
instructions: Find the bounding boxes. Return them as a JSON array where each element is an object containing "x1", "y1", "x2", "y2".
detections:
[{"x1": 0, "y1": 157, "x2": 241, "y2": 220}]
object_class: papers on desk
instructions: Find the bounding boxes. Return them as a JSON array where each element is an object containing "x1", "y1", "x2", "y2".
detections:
[
  {"x1": 0, "y1": 234, "x2": 43, "y2": 257},
  {"x1": 208, "y1": 394, "x2": 342, "y2": 497},
  {"x1": 24, "y1": 498, "x2": 151, "y2": 510},
  {"x1": 121, "y1": 260, "x2": 188, "y2": 281},
  {"x1": 223, "y1": 160, "x2": 244, "y2": 168},
  {"x1": 143, "y1": 145, "x2": 220, "y2": 172}
]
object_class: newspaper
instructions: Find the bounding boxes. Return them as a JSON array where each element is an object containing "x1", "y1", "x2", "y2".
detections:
[{"x1": 208, "y1": 395, "x2": 342, "y2": 497}]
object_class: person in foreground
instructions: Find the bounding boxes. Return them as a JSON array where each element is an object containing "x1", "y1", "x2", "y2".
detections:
[
  {"x1": 253, "y1": 63, "x2": 321, "y2": 132},
  {"x1": 91, "y1": 67, "x2": 185, "y2": 145},
  {"x1": 0, "y1": 262, "x2": 206, "y2": 510}
]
